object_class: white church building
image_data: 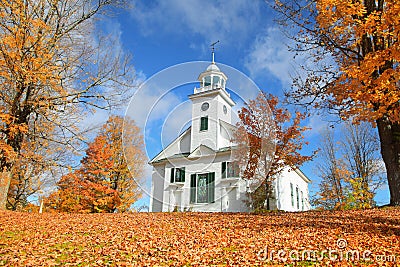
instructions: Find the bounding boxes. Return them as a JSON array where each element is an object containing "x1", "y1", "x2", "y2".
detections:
[{"x1": 149, "y1": 58, "x2": 311, "y2": 212}]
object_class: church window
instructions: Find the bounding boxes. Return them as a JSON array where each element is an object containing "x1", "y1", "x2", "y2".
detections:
[
  {"x1": 170, "y1": 167, "x2": 185, "y2": 183},
  {"x1": 201, "y1": 102, "x2": 209, "y2": 111},
  {"x1": 296, "y1": 186, "x2": 300, "y2": 210},
  {"x1": 221, "y1": 162, "x2": 240, "y2": 178},
  {"x1": 200, "y1": 116, "x2": 208, "y2": 131},
  {"x1": 190, "y1": 173, "x2": 215, "y2": 203},
  {"x1": 204, "y1": 76, "x2": 211, "y2": 86},
  {"x1": 290, "y1": 183, "x2": 294, "y2": 207},
  {"x1": 212, "y1": 76, "x2": 220, "y2": 88}
]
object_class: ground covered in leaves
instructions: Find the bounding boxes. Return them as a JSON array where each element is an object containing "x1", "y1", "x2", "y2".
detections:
[{"x1": 0, "y1": 208, "x2": 399, "y2": 266}]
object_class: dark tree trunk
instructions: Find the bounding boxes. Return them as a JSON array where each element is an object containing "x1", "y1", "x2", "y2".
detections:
[{"x1": 377, "y1": 118, "x2": 400, "y2": 206}]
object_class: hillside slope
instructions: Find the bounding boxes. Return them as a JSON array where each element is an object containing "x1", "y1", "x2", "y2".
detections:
[{"x1": 0, "y1": 208, "x2": 399, "y2": 266}]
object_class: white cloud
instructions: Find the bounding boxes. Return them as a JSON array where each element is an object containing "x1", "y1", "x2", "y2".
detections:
[
  {"x1": 131, "y1": 0, "x2": 262, "y2": 46},
  {"x1": 244, "y1": 27, "x2": 298, "y2": 86},
  {"x1": 304, "y1": 114, "x2": 331, "y2": 139}
]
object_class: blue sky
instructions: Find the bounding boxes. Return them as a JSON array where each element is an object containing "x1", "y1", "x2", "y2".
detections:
[{"x1": 92, "y1": 0, "x2": 389, "y2": 208}]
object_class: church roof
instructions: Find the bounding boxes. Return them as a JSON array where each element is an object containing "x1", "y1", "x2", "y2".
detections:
[
  {"x1": 206, "y1": 63, "x2": 220, "y2": 71},
  {"x1": 188, "y1": 144, "x2": 220, "y2": 159},
  {"x1": 293, "y1": 168, "x2": 312, "y2": 183},
  {"x1": 148, "y1": 126, "x2": 191, "y2": 164},
  {"x1": 148, "y1": 124, "x2": 233, "y2": 164}
]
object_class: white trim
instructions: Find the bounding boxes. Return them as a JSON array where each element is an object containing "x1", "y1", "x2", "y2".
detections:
[
  {"x1": 187, "y1": 144, "x2": 216, "y2": 159},
  {"x1": 293, "y1": 168, "x2": 311, "y2": 184},
  {"x1": 149, "y1": 127, "x2": 191, "y2": 164},
  {"x1": 189, "y1": 88, "x2": 235, "y2": 106}
]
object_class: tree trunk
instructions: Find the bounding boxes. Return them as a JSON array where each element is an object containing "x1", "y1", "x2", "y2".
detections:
[
  {"x1": 377, "y1": 118, "x2": 400, "y2": 206},
  {"x1": 0, "y1": 171, "x2": 11, "y2": 210}
]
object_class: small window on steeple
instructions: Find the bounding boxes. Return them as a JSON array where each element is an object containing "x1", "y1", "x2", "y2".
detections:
[
  {"x1": 204, "y1": 76, "x2": 211, "y2": 86},
  {"x1": 213, "y1": 76, "x2": 220, "y2": 88},
  {"x1": 200, "y1": 116, "x2": 208, "y2": 131}
]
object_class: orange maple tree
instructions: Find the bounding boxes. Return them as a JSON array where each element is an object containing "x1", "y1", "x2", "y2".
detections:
[
  {"x1": 233, "y1": 92, "x2": 316, "y2": 210},
  {"x1": 275, "y1": 0, "x2": 400, "y2": 205},
  {"x1": 47, "y1": 115, "x2": 146, "y2": 213},
  {"x1": 0, "y1": 0, "x2": 134, "y2": 209}
]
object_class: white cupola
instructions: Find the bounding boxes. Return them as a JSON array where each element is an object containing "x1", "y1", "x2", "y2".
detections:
[
  {"x1": 196, "y1": 63, "x2": 227, "y2": 92},
  {"x1": 189, "y1": 49, "x2": 235, "y2": 153},
  {"x1": 194, "y1": 50, "x2": 228, "y2": 94}
]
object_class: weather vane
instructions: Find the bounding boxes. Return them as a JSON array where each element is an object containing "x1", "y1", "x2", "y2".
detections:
[{"x1": 210, "y1": 40, "x2": 219, "y2": 63}]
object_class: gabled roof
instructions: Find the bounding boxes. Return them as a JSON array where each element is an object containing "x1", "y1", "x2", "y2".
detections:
[
  {"x1": 148, "y1": 126, "x2": 191, "y2": 164},
  {"x1": 187, "y1": 144, "x2": 215, "y2": 159},
  {"x1": 293, "y1": 167, "x2": 312, "y2": 184},
  {"x1": 149, "y1": 119, "x2": 236, "y2": 165},
  {"x1": 219, "y1": 119, "x2": 236, "y2": 132}
]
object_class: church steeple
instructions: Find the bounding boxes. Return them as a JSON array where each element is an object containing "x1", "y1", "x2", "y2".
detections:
[
  {"x1": 189, "y1": 48, "x2": 235, "y2": 153},
  {"x1": 196, "y1": 63, "x2": 227, "y2": 93},
  {"x1": 194, "y1": 42, "x2": 228, "y2": 95}
]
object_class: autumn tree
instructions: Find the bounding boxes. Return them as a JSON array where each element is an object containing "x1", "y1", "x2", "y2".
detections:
[
  {"x1": 314, "y1": 122, "x2": 384, "y2": 209},
  {"x1": 233, "y1": 92, "x2": 316, "y2": 210},
  {"x1": 275, "y1": 0, "x2": 400, "y2": 205},
  {"x1": 47, "y1": 116, "x2": 146, "y2": 213},
  {"x1": 7, "y1": 140, "x2": 50, "y2": 210},
  {"x1": 0, "y1": 0, "x2": 135, "y2": 209},
  {"x1": 314, "y1": 129, "x2": 350, "y2": 210},
  {"x1": 6, "y1": 128, "x2": 70, "y2": 210},
  {"x1": 342, "y1": 122, "x2": 384, "y2": 208},
  {"x1": 80, "y1": 115, "x2": 146, "y2": 212}
]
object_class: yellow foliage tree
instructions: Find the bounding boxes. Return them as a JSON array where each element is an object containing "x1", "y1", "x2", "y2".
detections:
[
  {"x1": 314, "y1": 123, "x2": 384, "y2": 210},
  {"x1": 275, "y1": 0, "x2": 400, "y2": 205},
  {"x1": 0, "y1": 0, "x2": 135, "y2": 209}
]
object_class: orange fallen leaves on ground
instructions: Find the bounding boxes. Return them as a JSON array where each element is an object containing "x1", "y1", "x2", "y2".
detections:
[{"x1": 0, "y1": 208, "x2": 399, "y2": 266}]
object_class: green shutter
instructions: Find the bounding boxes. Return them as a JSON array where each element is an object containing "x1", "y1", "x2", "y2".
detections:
[
  {"x1": 190, "y1": 174, "x2": 196, "y2": 203},
  {"x1": 221, "y1": 162, "x2": 226, "y2": 179},
  {"x1": 208, "y1": 172, "x2": 215, "y2": 203},
  {"x1": 200, "y1": 117, "x2": 204, "y2": 131},
  {"x1": 170, "y1": 168, "x2": 175, "y2": 183},
  {"x1": 181, "y1": 168, "x2": 185, "y2": 182},
  {"x1": 200, "y1": 117, "x2": 208, "y2": 131}
]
